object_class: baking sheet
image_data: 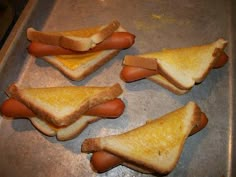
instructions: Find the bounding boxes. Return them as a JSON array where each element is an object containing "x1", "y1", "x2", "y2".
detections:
[{"x1": 0, "y1": 0, "x2": 235, "y2": 176}]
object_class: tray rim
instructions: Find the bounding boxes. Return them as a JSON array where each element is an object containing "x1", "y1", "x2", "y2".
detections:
[
  {"x1": 0, "y1": 0, "x2": 38, "y2": 72},
  {"x1": 0, "y1": 0, "x2": 235, "y2": 177},
  {"x1": 229, "y1": 0, "x2": 236, "y2": 176}
]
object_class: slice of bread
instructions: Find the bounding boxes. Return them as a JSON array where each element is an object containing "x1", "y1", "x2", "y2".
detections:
[
  {"x1": 154, "y1": 38, "x2": 227, "y2": 89},
  {"x1": 29, "y1": 20, "x2": 128, "y2": 81},
  {"x1": 30, "y1": 115, "x2": 100, "y2": 141},
  {"x1": 7, "y1": 83, "x2": 123, "y2": 127},
  {"x1": 27, "y1": 20, "x2": 121, "y2": 51},
  {"x1": 123, "y1": 38, "x2": 227, "y2": 90},
  {"x1": 41, "y1": 49, "x2": 119, "y2": 81},
  {"x1": 81, "y1": 102, "x2": 202, "y2": 174},
  {"x1": 148, "y1": 74, "x2": 189, "y2": 95}
]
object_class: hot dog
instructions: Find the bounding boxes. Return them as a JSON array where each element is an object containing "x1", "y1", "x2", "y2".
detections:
[
  {"x1": 120, "y1": 66, "x2": 159, "y2": 82},
  {"x1": 90, "y1": 112, "x2": 208, "y2": 173},
  {"x1": 0, "y1": 98, "x2": 125, "y2": 118},
  {"x1": 213, "y1": 52, "x2": 229, "y2": 68},
  {"x1": 85, "y1": 98, "x2": 125, "y2": 118},
  {"x1": 121, "y1": 52, "x2": 229, "y2": 82},
  {"x1": 91, "y1": 151, "x2": 124, "y2": 173},
  {"x1": 28, "y1": 32, "x2": 135, "y2": 57},
  {"x1": 0, "y1": 98, "x2": 35, "y2": 117}
]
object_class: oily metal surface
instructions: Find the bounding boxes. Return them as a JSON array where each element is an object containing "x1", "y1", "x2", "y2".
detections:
[{"x1": 0, "y1": 0, "x2": 234, "y2": 177}]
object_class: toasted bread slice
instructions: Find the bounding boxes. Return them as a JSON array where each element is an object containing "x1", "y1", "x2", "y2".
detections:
[
  {"x1": 41, "y1": 49, "x2": 119, "y2": 81},
  {"x1": 148, "y1": 74, "x2": 189, "y2": 95},
  {"x1": 27, "y1": 20, "x2": 121, "y2": 51},
  {"x1": 7, "y1": 83, "x2": 123, "y2": 127},
  {"x1": 82, "y1": 102, "x2": 202, "y2": 174},
  {"x1": 30, "y1": 21, "x2": 127, "y2": 81},
  {"x1": 30, "y1": 115, "x2": 100, "y2": 141},
  {"x1": 123, "y1": 38, "x2": 227, "y2": 90}
]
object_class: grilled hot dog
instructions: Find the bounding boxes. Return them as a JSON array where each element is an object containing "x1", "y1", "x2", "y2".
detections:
[
  {"x1": 28, "y1": 32, "x2": 136, "y2": 57},
  {"x1": 0, "y1": 98, "x2": 125, "y2": 118}
]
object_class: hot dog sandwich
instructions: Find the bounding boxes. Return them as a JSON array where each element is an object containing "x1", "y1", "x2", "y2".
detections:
[
  {"x1": 81, "y1": 101, "x2": 208, "y2": 174},
  {"x1": 27, "y1": 20, "x2": 135, "y2": 81},
  {"x1": 0, "y1": 83, "x2": 125, "y2": 140},
  {"x1": 121, "y1": 38, "x2": 228, "y2": 94}
]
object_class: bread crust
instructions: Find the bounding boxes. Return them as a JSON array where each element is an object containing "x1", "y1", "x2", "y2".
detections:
[
  {"x1": 59, "y1": 36, "x2": 93, "y2": 51},
  {"x1": 30, "y1": 115, "x2": 101, "y2": 140},
  {"x1": 42, "y1": 50, "x2": 120, "y2": 81},
  {"x1": 7, "y1": 83, "x2": 123, "y2": 127},
  {"x1": 91, "y1": 20, "x2": 120, "y2": 43},
  {"x1": 27, "y1": 28, "x2": 62, "y2": 46},
  {"x1": 121, "y1": 162, "x2": 154, "y2": 174},
  {"x1": 148, "y1": 74, "x2": 189, "y2": 95},
  {"x1": 29, "y1": 117, "x2": 57, "y2": 136},
  {"x1": 82, "y1": 138, "x2": 103, "y2": 152},
  {"x1": 123, "y1": 55, "x2": 158, "y2": 70}
]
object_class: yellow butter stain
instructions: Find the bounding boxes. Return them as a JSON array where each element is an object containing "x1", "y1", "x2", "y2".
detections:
[
  {"x1": 55, "y1": 52, "x2": 101, "y2": 70},
  {"x1": 152, "y1": 13, "x2": 192, "y2": 26},
  {"x1": 152, "y1": 14, "x2": 163, "y2": 20},
  {"x1": 152, "y1": 13, "x2": 177, "y2": 24},
  {"x1": 134, "y1": 13, "x2": 192, "y2": 31},
  {"x1": 134, "y1": 20, "x2": 154, "y2": 31}
]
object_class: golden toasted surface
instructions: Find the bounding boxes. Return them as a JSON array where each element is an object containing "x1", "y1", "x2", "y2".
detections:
[
  {"x1": 60, "y1": 26, "x2": 102, "y2": 37},
  {"x1": 7, "y1": 83, "x2": 123, "y2": 126},
  {"x1": 140, "y1": 39, "x2": 224, "y2": 77},
  {"x1": 21, "y1": 86, "x2": 104, "y2": 111},
  {"x1": 55, "y1": 51, "x2": 102, "y2": 70},
  {"x1": 82, "y1": 102, "x2": 201, "y2": 174},
  {"x1": 104, "y1": 103, "x2": 191, "y2": 156},
  {"x1": 123, "y1": 38, "x2": 227, "y2": 91},
  {"x1": 43, "y1": 50, "x2": 119, "y2": 81}
]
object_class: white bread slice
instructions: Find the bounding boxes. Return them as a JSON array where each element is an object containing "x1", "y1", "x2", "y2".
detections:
[
  {"x1": 82, "y1": 102, "x2": 202, "y2": 174},
  {"x1": 148, "y1": 74, "x2": 189, "y2": 95},
  {"x1": 123, "y1": 38, "x2": 227, "y2": 90},
  {"x1": 41, "y1": 49, "x2": 119, "y2": 81},
  {"x1": 27, "y1": 20, "x2": 121, "y2": 51},
  {"x1": 33, "y1": 22, "x2": 127, "y2": 81},
  {"x1": 30, "y1": 115, "x2": 100, "y2": 141},
  {"x1": 7, "y1": 83, "x2": 123, "y2": 127}
]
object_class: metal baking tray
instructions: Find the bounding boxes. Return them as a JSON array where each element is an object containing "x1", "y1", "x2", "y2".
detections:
[{"x1": 0, "y1": 0, "x2": 235, "y2": 176}]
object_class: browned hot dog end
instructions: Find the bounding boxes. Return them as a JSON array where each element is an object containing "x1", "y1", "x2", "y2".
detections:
[
  {"x1": 90, "y1": 151, "x2": 123, "y2": 173},
  {"x1": 0, "y1": 98, "x2": 35, "y2": 117},
  {"x1": 213, "y1": 52, "x2": 229, "y2": 68},
  {"x1": 120, "y1": 66, "x2": 159, "y2": 82}
]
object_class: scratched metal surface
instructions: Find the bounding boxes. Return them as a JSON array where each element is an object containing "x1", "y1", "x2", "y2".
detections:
[{"x1": 0, "y1": 0, "x2": 235, "y2": 177}]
